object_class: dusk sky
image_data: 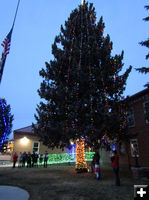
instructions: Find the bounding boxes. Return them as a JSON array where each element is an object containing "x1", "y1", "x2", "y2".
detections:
[{"x1": 0, "y1": 0, "x2": 148, "y2": 139}]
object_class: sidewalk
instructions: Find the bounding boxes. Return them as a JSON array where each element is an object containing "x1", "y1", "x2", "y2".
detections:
[{"x1": 0, "y1": 186, "x2": 29, "y2": 200}]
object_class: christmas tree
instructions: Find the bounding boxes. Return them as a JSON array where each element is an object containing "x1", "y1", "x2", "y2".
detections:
[
  {"x1": 34, "y1": 1, "x2": 131, "y2": 170},
  {"x1": 0, "y1": 98, "x2": 13, "y2": 151},
  {"x1": 136, "y1": 5, "x2": 149, "y2": 86}
]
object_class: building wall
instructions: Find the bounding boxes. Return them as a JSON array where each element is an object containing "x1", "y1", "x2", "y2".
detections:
[
  {"x1": 100, "y1": 91, "x2": 149, "y2": 168},
  {"x1": 14, "y1": 133, "x2": 71, "y2": 155},
  {"x1": 127, "y1": 94, "x2": 149, "y2": 167}
]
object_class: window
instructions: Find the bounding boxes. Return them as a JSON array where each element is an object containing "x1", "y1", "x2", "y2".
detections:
[
  {"x1": 119, "y1": 142, "x2": 125, "y2": 153},
  {"x1": 32, "y1": 141, "x2": 40, "y2": 154},
  {"x1": 143, "y1": 101, "x2": 149, "y2": 123},
  {"x1": 130, "y1": 139, "x2": 139, "y2": 157},
  {"x1": 127, "y1": 108, "x2": 135, "y2": 127}
]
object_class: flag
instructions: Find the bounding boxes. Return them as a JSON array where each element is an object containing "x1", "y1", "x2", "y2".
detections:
[{"x1": 0, "y1": 28, "x2": 13, "y2": 83}]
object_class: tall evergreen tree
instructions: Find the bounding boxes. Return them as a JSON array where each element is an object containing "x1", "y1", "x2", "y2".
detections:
[
  {"x1": 34, "y1": 2, "x2": 131, "y2": 151},
  {"x1": 0, "y1": 98, "x2": 13, "y2": 151},
  {"x1": 136, "y1": 5, "x2": 149, "y2": 85}
]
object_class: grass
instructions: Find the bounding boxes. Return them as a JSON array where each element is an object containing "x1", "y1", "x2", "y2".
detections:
[{"x1": 0, "y1": 164, "x2": 147, "y2": 200}]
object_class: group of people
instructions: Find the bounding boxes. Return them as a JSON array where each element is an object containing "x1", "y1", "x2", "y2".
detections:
[
  {"x1": 92, "y1": 149, "x2": 120, "y2": 186},
  {"x1": 12, "y1": 151, "x2": 49, "y2": 168},
  {"x1": 13, "y1": 149, "x2": 120, "y2": 186}
]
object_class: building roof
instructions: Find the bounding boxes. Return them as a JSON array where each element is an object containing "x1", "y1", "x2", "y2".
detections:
[
  {"x1": 14, "y1": 125, "x2": 38, "y2": 135},
  {"x1": 127, "y1": 88, "x2": 149, "y2": 101}
]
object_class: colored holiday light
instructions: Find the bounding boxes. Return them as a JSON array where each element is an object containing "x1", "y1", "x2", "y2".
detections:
[
  {"x1": 75, "y1": 139, "x2": 88, "y2": 172},
  {"x1": 37, "y1": 152, "x2": 95, "y2": 165},
  {"x1": 0, "y1": 99, "x2": 12, "y2": 148}
]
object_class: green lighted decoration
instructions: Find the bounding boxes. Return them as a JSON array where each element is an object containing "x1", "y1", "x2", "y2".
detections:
[
  {"x1": 84, "y1": 152, "x2": 95, "y2": 161},
  {"x1": 38, "y1": 152, "x2": 95, "y2": 165}
]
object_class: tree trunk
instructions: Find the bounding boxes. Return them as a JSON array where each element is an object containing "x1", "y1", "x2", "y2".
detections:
[{"x1": 75, "y1": 139, "x2": 88, "y2": 172}]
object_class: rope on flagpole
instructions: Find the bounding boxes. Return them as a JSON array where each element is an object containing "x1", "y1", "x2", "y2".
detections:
[{"x1": 12, "y1": 0, "x2": 21, "y2": 30}]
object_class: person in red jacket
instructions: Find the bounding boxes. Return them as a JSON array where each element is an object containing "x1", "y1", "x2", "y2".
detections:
[
  {"x1": 111, "y1": 150, "x2": 120, "y2": 186},
  {"x1": 12, "y1": 152, "x2": 18, "y2": 168}
]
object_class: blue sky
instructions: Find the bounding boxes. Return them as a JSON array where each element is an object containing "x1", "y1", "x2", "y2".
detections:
[{"x1": 0, "y1": 0, "x2": 148, "y2": 138}]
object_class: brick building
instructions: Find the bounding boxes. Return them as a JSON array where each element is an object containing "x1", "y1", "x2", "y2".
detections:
[{"x1": 124, "y1": 88, "x2": 149, "y2": 167}]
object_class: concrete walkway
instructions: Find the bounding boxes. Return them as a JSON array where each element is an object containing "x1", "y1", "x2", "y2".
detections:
[{"x1": 0, "y1": 186, "x2": 29, "y2": 200}]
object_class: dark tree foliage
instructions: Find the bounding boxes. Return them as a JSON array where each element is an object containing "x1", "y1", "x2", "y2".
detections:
[
  {"x1": 34, "y1": 2, "x2": 131, "y2": 149},
  {"x1": 136, "y1": 5, "x2": 149, "y2": 86},
  {"x1": 0, "y1": 98, "x2": 13, "y2": 150}
]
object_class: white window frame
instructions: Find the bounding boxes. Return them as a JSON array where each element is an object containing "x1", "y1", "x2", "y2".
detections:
[
  {"x1": 130, "y1": 139, "x2": 139, "y2": 157},
  {"x1": 32, "y1": 141, "x2": 40, "y2": 154},
  {"x1": 143, "y1": 101, "x2": 149, "y2": 124}
]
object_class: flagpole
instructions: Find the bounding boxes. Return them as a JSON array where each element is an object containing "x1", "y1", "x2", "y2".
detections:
[
  {"x1": 0, "y1": 0, "x2": 20, "y2": 84},
  {"x1": 12, "y1": 0, "x2": 21, "y2": 30}
]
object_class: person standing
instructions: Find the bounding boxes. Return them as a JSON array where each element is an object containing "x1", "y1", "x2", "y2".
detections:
[
  {"x1": 93, "y1": 150, "x2": 101, "y2": 180},
  {"x1": 44, "y1": 151, "x2": 48, "y2": 168},
  {"x1": 111, "y1": 150, "x2": 120, "y2": 186},
  {"x1": 34, "y1": 153, "x2": 39, "y2": 167},
  {"x1": 31, "y1": 152, "x2": 36, "y2": 167},
  {"x1": 39, "y1": 154, "x2": 44, "y2": 166},
  {"x1": 22, "y1": 152, "x2": 27, "y2": 167},
  {"x1": 18, "y1": 152, "x2": 23, "y2": 168},
  {"x1": 12, "y1": 152, "x2": 18, "y2": 168},
  {"x1": 27, "y1": 152, "x2": 32, "y2": 168}
]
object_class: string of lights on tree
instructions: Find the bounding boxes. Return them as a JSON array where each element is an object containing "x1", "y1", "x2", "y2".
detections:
[
  {"x1": 75, "y1": 138, "x2": 88, "y2": 172},
  {"x1": 0, "y1": 99, "x2": 13, "y2": 150},
  {"x1": 34, "y1": 1, "x2": 132, "y2": 168},
  {"x1": 88, "y1": 6, "x2": 95, "y2": 137},
  {"x1": 74, "y1": 4, "x2": 88, "y2": 171}
]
